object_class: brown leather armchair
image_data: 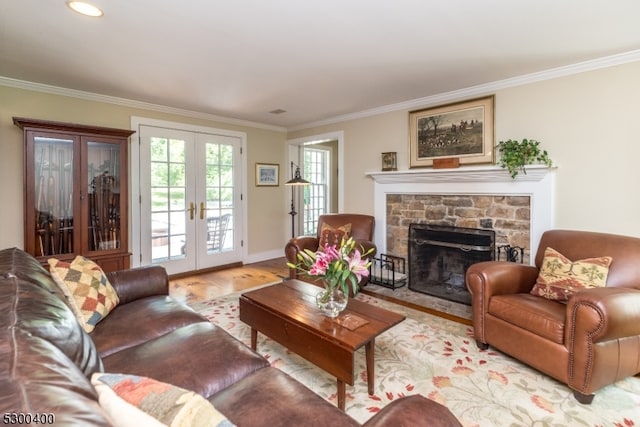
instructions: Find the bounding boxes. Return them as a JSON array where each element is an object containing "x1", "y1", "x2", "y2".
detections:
[
  {"x1": 466, "y1": 229, "x2": 640, "y2": 404},
  {"x1": 285, "y1": 213, "x2": 377, "y2": 288}
]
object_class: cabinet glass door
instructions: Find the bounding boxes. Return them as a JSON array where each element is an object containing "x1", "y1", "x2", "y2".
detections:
[
  {"x1": 32, "y1": 135, "x2": 75, "y2": 257},
  {"x1": 86, "y1": 140, "x2": 124, "y2": 253}
]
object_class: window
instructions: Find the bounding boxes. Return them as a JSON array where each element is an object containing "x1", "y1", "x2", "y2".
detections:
[{"x1": 302, "y1": 147, "x2": 330, "y2": 235}]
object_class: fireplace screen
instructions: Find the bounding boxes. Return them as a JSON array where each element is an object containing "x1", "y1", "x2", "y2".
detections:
[{"x1": 408, "y1": 224, "x2": 495, "y2": 305}]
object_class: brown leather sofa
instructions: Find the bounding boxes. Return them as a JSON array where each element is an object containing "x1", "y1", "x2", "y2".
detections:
[
  {"x1": 1, "y1": 247, "x2": 461, "y2": 426},
  {"x1": 466, "y1": 230, "x2": 640, "y2": 404},
  {"x1": 285, "y1": 213, "x2": 377, "y2": 288}
]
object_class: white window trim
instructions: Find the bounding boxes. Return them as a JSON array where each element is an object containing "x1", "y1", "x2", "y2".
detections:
[{"x1": 286, "y1": 131, "x2": 344, "y2": 241}]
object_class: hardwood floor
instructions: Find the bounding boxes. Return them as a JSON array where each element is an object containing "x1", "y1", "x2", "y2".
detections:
[
  {"x1": 170, "y1": 256, "x2": 471, "y2": 325},
  {"x1": 169, "y1": 257, "x2": 290, "y2": 304}
]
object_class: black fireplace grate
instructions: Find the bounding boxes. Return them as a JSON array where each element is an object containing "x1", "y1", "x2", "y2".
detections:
[{"x1": 408, "y1": 224, "x2": 495, "y2": 305}]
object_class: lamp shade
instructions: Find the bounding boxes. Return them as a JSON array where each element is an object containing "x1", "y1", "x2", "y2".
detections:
[{"x1": 285, "y1": 165, "x2": 310, "y2": 185}]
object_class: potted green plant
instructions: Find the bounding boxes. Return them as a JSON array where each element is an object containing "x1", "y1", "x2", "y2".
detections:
[{"x1": 496, "y1": 138, "x2": 553, "y2": 178}]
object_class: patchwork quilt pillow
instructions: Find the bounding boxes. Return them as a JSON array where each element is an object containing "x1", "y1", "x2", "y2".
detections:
[
  {"x1": 48, "y1": 256, "x2": 119, "y2": 333},
  {"x1": 530, "y1": 247, "x2": 612, "y2": 302},
  {"x1": 91, "y1": 373, "x2": 235, "y2": 427},
  {"x1": 318, "y1": 223, "x2": 351, "y2": 250}
]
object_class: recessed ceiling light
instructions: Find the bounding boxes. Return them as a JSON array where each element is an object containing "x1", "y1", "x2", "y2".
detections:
[{"x1": 67, "y1": 1, "x2": 103, "y2": 17}]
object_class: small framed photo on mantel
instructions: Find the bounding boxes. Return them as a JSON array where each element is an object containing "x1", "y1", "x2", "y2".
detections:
[{"x1": 381, "y1": 152, "x2": 397, "y2": 171}]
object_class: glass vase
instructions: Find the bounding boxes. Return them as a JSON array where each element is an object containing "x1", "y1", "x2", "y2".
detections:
[{"x1": 315, "y1": 285, "x2": 348, "y2": 318}]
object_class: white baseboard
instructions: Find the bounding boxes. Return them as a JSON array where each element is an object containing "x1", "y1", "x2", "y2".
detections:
[{"x1": 244, "y1": 249, "x2": 285, "y2": 265}]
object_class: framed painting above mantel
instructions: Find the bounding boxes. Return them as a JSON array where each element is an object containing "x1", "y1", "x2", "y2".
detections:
[{"x1": 409, "y1": 95, "x2": 494, "y2": 168}]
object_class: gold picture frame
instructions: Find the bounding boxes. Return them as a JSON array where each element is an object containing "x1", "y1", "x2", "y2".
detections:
[
  {"x1": 409, "y1": 95, "x2": 494, "y2": 168},
  {"x1": 381, "y1": 152, "x2": 397, "y2": 171},
  {"x1": 255, "y1": 163, "x2": 279, "y2": 186}
]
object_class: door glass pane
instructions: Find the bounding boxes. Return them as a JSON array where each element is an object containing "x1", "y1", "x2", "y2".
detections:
[
  {"x1": 151, "y1": 212, "x2": 169, "y2": 259},
  {"x1": 150, "y1": 137, "x2": 187, "y2": 261},
  {"x1": 204, "y1": 142, "x2": 234, "y2": 254},
  {"x1": 34, "y1": 136, "x2": 74, "y2": 257},
  {"x1": 87, "y1": 141, "x2": 121, "y2": 252}
]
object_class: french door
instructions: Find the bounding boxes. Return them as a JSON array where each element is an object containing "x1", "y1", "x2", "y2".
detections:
[{"x1": 138, "y1": 125, "x2": 243, "y2": 275}]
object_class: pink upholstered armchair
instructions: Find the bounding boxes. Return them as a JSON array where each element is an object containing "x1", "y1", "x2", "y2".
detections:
[{"x1": 284, "y1": 213, "x2": 377, "y2": 289}]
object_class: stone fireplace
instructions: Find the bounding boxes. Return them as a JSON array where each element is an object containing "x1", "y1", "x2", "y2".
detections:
[
  {"x1": 365, "y1": 165, "x2": 555, "y2": 310},
  {"x1": 387, "y1": 193, "x2": 531, "y2": 265}
]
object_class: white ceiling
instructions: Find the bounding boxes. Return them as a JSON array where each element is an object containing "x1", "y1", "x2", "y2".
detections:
[{"x1": 1, "y1": 1, "x2": 639, "y2": 130}]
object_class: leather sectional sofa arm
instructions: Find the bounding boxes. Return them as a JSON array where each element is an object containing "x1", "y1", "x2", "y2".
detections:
[
  {"x1": 361, "y1": 395, "x2": 462, "y2": 427},
  {"x1": 106, "y1": 265, "x2": 169, "y2": 304}
]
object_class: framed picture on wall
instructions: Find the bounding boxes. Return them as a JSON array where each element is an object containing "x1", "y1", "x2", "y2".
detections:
[
  {"x1": 255, "y1": 163, "x2": 279, "y2": 186},
  {"x1": 381, "y1": 152, "x2": 397, "y2": 171},
  {"x1": 409, "y1": 95, "x2": 494, "y2": 168}
]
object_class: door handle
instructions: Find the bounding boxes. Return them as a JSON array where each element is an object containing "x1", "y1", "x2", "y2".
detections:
[
  {"x1": 200, "y1": 202, "x2": 206, "y2": 220},
  {"x1": 188, "y1": 202, "x2": 195, "y2": 220}
]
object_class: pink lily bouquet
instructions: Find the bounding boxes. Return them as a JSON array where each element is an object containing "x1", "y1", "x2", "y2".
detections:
[{"x1": 288, "y1": 236, "x2": 374, "y2": 297}]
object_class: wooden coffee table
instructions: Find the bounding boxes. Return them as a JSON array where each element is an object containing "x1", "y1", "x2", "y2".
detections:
[{"x1": 239, "y1": 279, "x2": 405, "y2": 410}]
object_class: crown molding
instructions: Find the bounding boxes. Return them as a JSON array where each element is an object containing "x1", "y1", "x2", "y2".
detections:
[
  {"x1": 3, "y1": 49, "x2": 638, "y2": 134},
  {"x1": 0, "y1": 76, "x2": 287, "y2": 133},
  {"x1": 289, "y1": 49, "x2": 640, "y2": 132}
]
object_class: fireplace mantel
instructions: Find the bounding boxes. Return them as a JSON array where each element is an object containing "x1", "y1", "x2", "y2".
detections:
[
  {"x1": 366, "y1": 164, "x2": 555, "y2": 184},
  {"x1": 366, "y1": 165, "x2": 556, "y2": 264}
]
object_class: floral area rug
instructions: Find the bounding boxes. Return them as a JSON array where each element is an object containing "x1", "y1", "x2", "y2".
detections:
[{"x1": 189, "y1": 288, "x2": 640, "y2": 426}]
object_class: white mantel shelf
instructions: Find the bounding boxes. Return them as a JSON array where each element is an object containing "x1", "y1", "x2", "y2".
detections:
[
  {"x1": 366, "y1": 164, "x2": 556, "y2": 184},
  {"x1": 367, "y1": 164, "x2": 557, "y2": 263}
]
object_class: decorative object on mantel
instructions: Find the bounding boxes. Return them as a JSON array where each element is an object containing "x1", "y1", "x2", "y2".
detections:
[
  {"x1": 381, "y1": 152, "x2": 397, "y2": 171},
  {"x1": 287, "y1": 236, "x2": 374, "y2": 318},
  {"x1": 409, "y1": 95, "x2": 494, "y2": 168},
  {"x1": 496, "y1": 138, "x2": 553, "y2": 178},
  {"x1": 432, "y1": 157, "x2": 460, "y2": 169}
]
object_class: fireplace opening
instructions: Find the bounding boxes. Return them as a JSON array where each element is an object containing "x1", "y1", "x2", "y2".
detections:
[{"x1": 408, "y1": 224, "x2": 495, "y2": 305}]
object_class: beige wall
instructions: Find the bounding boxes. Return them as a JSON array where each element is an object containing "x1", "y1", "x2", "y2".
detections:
[
  {"x1": 289, "y1": 61, "x2": 640, "y2": 238},
  {"x1": 2, "y1": 60, "x2": 639, "y2": 262},
  {"x1": 0, "y1": 86, "x2": 288, "y2": 257}
]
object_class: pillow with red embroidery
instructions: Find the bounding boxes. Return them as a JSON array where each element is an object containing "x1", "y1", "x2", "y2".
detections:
[
  {"x1": 48, "y1": 256, "x2": 119, "y2": 333},
  {"x1": 530, "y1": 247, "x2": 612, "y2": 302},
  {"x1": 318, "y1": 223, "x2": 351, "y2": 250},
  {"x1": 91, "y1": 373, "x2": 235, "y2": 427}
]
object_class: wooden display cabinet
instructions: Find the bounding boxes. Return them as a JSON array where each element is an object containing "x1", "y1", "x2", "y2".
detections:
[{"x1": 14, "y1": 117, "x2": 135, "y2": 272}]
